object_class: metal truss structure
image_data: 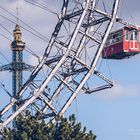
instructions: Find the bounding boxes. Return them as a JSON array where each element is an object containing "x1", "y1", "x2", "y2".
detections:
[{"x1": 0, "y1": 0, "x2": 128, "y2": 130}]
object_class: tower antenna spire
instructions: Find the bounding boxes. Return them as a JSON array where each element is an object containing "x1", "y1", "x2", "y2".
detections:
[{"x1": 16, "y1": 0, "x2": 19, "y2": 24}]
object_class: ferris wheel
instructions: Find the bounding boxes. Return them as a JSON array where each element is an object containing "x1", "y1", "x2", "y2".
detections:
[{"x1": 0, "y1": 0, "x2": 138, "y2": 130}]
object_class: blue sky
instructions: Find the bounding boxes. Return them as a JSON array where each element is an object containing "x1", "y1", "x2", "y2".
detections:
[{"x1": 0, "y1": 0, "x2": 140, "y2": 140}]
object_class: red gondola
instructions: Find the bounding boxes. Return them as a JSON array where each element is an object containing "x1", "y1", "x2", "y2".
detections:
[{"x1": 102, "y1": 26, "x2": 140, "y2": 59}]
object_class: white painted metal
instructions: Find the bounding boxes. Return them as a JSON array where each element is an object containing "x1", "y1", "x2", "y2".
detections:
[
  {"x1": 59, "y1": 0, "x2": 120, "y2": 116},
  {"x1": 0, "y1": 0, "x2": 122, "y2": 130}
]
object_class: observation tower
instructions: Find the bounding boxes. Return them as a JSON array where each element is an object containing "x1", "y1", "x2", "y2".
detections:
[{"x1": 0, "y1": 24, "x2": 33, "y2": 113}]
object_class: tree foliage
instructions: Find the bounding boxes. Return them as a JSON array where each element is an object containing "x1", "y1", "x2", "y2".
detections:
[{"x1": 2, "y1": 112, "x2": 96, "y2": 140}]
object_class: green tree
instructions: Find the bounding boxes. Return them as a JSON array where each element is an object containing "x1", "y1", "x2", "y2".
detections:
[{"x1": 2, "y1": 112, "x2": 96, "y2": 140}]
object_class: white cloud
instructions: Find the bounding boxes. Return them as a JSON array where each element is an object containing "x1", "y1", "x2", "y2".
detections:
[
  {"x1": 96, "y1": 83, "x2": 140, "y2": 100},
  {"x1": 26, "y1": 54, "x2": 39, "y2": 66}
]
